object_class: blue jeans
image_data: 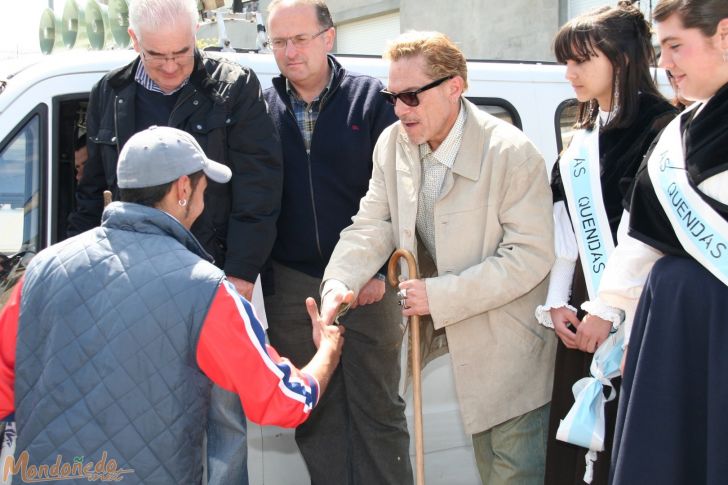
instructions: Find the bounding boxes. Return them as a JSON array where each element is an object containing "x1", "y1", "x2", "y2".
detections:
[
  {"x1": 206, "y1": 385, "x2": 248, "y2": 485},
  {"x1": 472, "y1": 403, "x2": 549, "y2": 485}
]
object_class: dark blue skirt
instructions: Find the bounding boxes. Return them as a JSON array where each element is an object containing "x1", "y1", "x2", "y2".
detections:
[{"x1": 610, "y1": 255, "x2": 728, "y2": 484}]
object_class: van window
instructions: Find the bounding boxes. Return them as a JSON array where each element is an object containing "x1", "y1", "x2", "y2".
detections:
[
  {"x1": 0, "y1": 114, "x2": 41, "y2": 256},
  {"x1": 467, "y1": 97, "x2": 521, "y2": 129},
  {"x1": 556, "y1": 99, "x2": 579, "y2": 153},
  {"x1": 54, "y1": 96, "x2": 89, "y2": 242}
]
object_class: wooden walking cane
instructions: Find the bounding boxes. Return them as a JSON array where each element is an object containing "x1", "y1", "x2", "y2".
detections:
[{"x1": 388, "y1": 248, "x2": 425, "y2": 485}]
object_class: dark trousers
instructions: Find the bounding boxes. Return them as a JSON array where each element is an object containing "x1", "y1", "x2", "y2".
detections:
[{"x1": 265, "y1": 262, "x2": 413, "y2": 485}]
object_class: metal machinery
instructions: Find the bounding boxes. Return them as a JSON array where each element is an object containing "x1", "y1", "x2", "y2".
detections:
[
  {"x1": 38, "y1": 0, "x2": 265, "y2": 54},
  {"x1": 38, "y1": 0, "x2": 130, "y2": 54}
]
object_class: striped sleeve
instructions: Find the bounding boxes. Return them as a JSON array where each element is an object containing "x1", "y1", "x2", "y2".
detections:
[
  {"x1": 0, "y1": 277, "x2": 22, "y2": 421},
  {"x1": 196, "y1": 280, "x2": 319, "y2": 428}
]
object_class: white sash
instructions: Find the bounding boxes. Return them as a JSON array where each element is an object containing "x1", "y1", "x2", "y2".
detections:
[
  {"x1": 559, "y1": 121, "x2": 615, "y2": 299},
  {"x1": 647, "y1": 106, "x2": 728, "y2": 286}
]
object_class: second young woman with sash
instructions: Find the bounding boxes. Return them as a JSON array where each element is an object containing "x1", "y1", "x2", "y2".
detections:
[
  {"x1": 536, "y1": 3, "x2": 676, "y2": 484},
  {"x1": 584, "y1": 0, "x2": 728, "y2": 482}
]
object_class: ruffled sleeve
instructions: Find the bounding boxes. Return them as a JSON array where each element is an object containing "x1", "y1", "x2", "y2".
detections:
[{"x1": 536, "y1": 201, "x2": 579, "y2": 327}]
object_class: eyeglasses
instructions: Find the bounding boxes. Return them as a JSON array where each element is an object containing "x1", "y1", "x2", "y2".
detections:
[
  {"x1": 140, "y1": 48, "x2": 195, "y2": 67},
  {"x1": 380, "y1": 75, "x2": 454, "y2": 107},
  {"x1": 268, "y1": 28, "x2": 330, "y2": 51}
]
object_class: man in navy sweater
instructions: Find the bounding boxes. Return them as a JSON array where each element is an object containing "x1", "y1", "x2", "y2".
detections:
[{"x1": 262, "y1": 1, "x2": 410, "y2": 484}]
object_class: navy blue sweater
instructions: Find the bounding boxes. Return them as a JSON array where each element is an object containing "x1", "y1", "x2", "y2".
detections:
[{"x1": 264, "y1": 56, "x2": 396, "y2": 278}]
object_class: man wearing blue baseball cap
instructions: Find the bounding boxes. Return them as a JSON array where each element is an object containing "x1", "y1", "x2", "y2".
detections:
[{"x1": 0, "y1": 126, "x2": 345, "y2": 485}]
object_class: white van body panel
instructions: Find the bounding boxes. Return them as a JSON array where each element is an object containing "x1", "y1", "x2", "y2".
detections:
[{"x1": 0, "y1": 50, "x2": 672, "y2": 484}]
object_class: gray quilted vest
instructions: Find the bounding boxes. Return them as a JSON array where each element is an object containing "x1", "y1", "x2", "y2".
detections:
[{"x1": 14, "y1": 202, "x2": 224, "y2": 484}]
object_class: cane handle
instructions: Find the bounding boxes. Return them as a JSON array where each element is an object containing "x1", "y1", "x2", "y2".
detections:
[{"x1": 387, "y1": 249, "x2": 419, "y2": 288}]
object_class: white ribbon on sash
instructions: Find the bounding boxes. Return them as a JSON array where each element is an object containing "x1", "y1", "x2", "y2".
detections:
[
  {"x1": 559, "y1": 120, "x2": 616, "y2": 300},
  {"x1": 647, "y1": 106, "x2": 728, "y2": 286},
  {"x1": 556, "y1": 327, "x2": 624, "y2": 483}
]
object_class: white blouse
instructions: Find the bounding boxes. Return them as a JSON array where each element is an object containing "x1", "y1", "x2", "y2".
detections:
[
  {"x1": 535, "y1": 201, "x2": 578, "y2": 327},
  {"x1": 535, "y1": 108, "x2": 616, "y2": 328},
  {"x1": 538, "y1": 174, "x2": 728, "y2": 340},
  {"x1": 586, "y1": 171, "x2": 728, "y2": 346},
  {"x1": 537, "y1": 105, "x2": 728, "y2": 342}
]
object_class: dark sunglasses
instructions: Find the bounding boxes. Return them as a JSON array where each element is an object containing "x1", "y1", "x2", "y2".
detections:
[{"x1": 380, "y1": 75, "x2": 454, "y2": 107}]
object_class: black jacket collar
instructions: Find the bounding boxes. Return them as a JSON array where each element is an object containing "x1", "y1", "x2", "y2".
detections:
[
  {"x1": 684, "y1": 82, "x2": 728, "y2": 184},
  {"x1": 108, "y1": 49, "x2": 218, "y2": 100}
]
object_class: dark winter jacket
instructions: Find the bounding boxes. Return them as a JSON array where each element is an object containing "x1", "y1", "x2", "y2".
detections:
[{"x1": 68, "y1": 51, "x2": 283, "y2": 282}]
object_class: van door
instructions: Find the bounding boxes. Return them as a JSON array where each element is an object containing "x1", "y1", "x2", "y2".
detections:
[
  {"x1": 0, "y1": 106, "x2": 46, "y2": 304},
  {"x1": 0, "y1": 71, "x2": 101, "y2": 297},
  {"x1": 0, "y1": 109, "x2": 44, "y2": 256}
]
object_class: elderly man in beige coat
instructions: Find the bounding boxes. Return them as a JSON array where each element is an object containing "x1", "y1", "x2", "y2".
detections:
[{"x1": 321, "y1": 31, "x2": 556, "y2": 484}]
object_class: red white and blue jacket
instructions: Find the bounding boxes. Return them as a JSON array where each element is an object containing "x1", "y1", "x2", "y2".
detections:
[{"x1": 0, "y1": 276, "x2": 319, "y2": 426}]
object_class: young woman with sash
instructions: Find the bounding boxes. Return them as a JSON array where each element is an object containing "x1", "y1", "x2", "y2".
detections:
[
  {"x1": 536, "y1": 3, "x2": 677, "y2": 484},
  {"x1": 582, "y1": 1, "x2": 728, "y2": 482}
]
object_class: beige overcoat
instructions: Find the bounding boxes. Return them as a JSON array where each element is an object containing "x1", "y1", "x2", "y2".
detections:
[{"x1": 323, "y1": 99, "x2": 556, "y2": 434}]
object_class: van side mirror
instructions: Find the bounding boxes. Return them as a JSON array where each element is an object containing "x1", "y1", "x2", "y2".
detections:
[{"x1": 0, "y1": 251, "x2": 34, "y2": 307}]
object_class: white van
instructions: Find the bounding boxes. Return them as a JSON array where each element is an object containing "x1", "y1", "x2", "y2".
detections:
[{"x1": 0, "y1": 49, "x2": 670, "y2": 484}]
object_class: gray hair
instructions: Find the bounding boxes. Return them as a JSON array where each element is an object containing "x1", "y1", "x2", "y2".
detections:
[{"x1": 129, "y1": 0, "x2": 199, "y2": 41}]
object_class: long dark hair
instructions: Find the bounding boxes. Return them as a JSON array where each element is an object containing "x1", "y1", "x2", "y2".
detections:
[{"x1": 554, "y1": 0, "x2": 662, "y2": 130}]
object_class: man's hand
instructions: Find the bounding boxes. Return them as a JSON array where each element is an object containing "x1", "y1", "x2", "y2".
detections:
[
  {"x1": 302, "y1": 297, "x2": 346, "y2": 395},
  {"x1": 320, "y1": 285, "x2": 355, "y2": 328},
  {"x1": 354, "y1": 277, "x2": 386, "y2": 308},
  {"x1": 575, "y1": 313, "x2": 612, "y2": 353},
  {"x1": 306, "y1": 296, "x2": 346, "y2": 352},
  {"x1": 398, "y1": 279, "x2": 430, "y2": 317},
  {"x1": 227, "y1": 275, "x2": 254, "y2": 300},
  {"x1": 550, "y1": 306, "x2": 581, "y2": 349}
]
